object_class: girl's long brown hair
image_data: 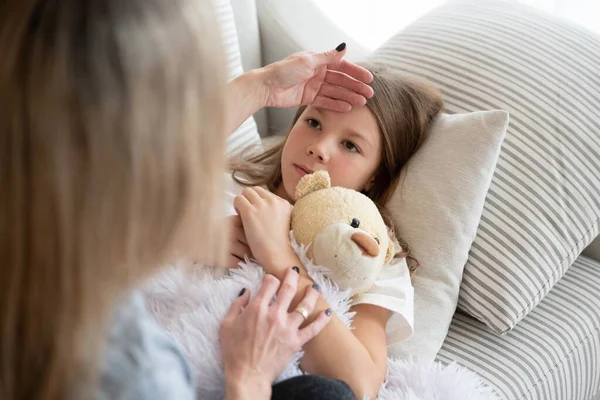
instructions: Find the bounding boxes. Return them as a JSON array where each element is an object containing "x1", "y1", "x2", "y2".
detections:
[
  {"x1": 230, "y1": 63, "x2": 444, "y2": 273},
  {"x1": 0, "y1": 0, "x2": 228, "y2": 398}
]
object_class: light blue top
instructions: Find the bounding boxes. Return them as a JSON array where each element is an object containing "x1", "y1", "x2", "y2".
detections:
[{"x1": 95, "y1": 292, "x2": 195, "y2": 400}]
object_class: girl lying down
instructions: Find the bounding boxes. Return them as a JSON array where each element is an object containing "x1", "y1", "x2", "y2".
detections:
[{"x1": 147, "y1": 63, "x2": 444, "y2": 399}]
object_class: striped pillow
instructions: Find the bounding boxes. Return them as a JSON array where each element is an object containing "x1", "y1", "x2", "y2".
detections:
[
  {"x1": 373, "y1": 0, "x2": 600, "y2": 334},
  {"x1": 214, "y1": 0, "x2": 261, "y2": 156}
]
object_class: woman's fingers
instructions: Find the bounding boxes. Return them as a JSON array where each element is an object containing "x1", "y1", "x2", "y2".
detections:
[
  {"x1": 272, "y1": 267, "x2": 300, "y2": 312},
  {"x1": 289, "y1": 285, "x2": 320, "y2": 329},
  {"x1": 318, "y1": 82, "x2": 367, "y2": 107},
  {"x1": 324, "y1": 70, "x2": 374, "y2": 99},
  {"x1": 223, "y1": 288, "x2": 250, "y2": 323},
  {"x1": 297, "y1": 310, "x2": 331, "y2": 346},
  {"x1": 254, "y1": 273, "x2": 281, "y2": 306},
  {"x1": 314, "y1": 46, "x2": 373, "y2": 84},
  {"x1": 312, "y1": 95, "x2": 352, "y2": 112},
  {"x1": 335, "y1": 58, "x2": 374, "y2": 85}
]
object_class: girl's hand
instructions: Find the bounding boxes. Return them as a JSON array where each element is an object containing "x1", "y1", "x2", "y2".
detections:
[
  {"x1": 220, "y1": 268, "x2": 331, "y2": 397},
  {"x1": 233, "y1": 187, "x2": 293, "y2": 276},
  {"x1": 225, "y1": 215, "x2": 253, "y2": 269},
  {"x1": 261, "y1": 44, "x2": 374, "y2": 112}
]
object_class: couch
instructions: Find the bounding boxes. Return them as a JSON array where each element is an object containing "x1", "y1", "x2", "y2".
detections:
[{"x1": 225, "y1": 1, "x2": 600, "y2": 399}]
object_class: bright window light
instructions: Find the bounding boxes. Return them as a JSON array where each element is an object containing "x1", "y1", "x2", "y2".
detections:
[{"x1": 313, "y1": 0, "x2": 600, "y2": 51}]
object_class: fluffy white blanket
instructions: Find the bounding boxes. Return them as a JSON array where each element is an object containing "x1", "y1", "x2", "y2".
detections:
[{"x1": 144, "y1": 247, "x2": 499, "y2": 400}]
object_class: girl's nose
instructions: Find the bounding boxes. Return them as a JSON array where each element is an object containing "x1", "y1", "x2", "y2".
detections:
[{"x1": 307, "y1": 141, "x2": 330, "y2": 163}]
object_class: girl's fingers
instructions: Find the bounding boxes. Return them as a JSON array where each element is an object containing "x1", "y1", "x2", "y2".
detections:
[
  {"x1": 241, "y1": 187, "x2": 262, "y2": 205},
  {"x1": 234, "y1": 224, "x2": 249, "y2": 246},
  {"x1": 297, "y1": 310, "x2": 332, "y2": 346},
  {"x1": 229, "y1": 215, "x2": 249, "y2": 245},
  {"x1": 252, "y1": 186, "x2": 274, "y2": 200},
  {"x1": 230, "y1": 240, "x2": 252, "y2": 260},
  {"x1": 272, "y1": 267, "x2": 299, "y2": 312},
  {"x1": 233, "y1": 194, "x2": 252, "y2": 217},
  {"x1": 288, "y1": 285, "x2": 320, "y2": 329},
  {"x1": 231, "y1": 214, "x2": 243, "y2": 230},
  {"x1": 226, "y1": 254, "x2": 242, "y2": 269}
]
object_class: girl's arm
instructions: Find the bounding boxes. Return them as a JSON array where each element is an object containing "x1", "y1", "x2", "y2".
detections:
[
  {"x1": 265, "y1": 254, "x2": 389, "y2": 400},
  {"x1": 233, "y1": 188, "x2": 389, "y2": 398}
]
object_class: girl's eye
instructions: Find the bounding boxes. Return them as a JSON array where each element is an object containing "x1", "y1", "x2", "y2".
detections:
[
  {"x1": 343, "y1": 141, "x2": 360, "y2": 153},
  {"x1": 306, "y1": 118, "x2": 321, "y2": 129}
]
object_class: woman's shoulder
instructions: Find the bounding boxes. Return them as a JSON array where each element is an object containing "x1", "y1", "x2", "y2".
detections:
[{"x1": 95, "y1": 291, "x2": 194, "y2": 400}]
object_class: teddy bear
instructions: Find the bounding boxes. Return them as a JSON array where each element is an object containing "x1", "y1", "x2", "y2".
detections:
[
  {"x1": 291, "y1": 170, "x2": 396, "y2": 297},
  {"x1": 143, "y1": 170, "x2": 396, "y2": 398}
]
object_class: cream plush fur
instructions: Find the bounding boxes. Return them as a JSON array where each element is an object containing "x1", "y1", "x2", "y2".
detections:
[
  {"x1": 144, "y1": 172, "x2": 498, "y2": 399},
  {"x1": 291, "y1": 171, "x2": 395, "y2": 296}
]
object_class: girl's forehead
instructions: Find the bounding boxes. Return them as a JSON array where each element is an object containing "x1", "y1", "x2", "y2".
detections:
[{"x1": 306, "y1": 106, "x2": 380, "y2": 138}]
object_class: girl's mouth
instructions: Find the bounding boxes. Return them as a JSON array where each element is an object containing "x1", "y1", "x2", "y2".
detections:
[{"x1": 293, "y1": 164, "x2": 312, "y2": 176}]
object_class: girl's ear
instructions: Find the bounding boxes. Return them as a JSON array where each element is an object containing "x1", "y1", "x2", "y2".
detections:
[{"x1": 364, "y1": 177, "x2": 375, "y2": 192}]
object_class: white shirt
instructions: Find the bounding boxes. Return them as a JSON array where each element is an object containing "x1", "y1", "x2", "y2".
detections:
[{"x1": 223, "y1": 172, "x2": 414, "y2": 343}]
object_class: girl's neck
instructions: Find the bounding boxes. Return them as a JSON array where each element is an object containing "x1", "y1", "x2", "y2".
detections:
[{"x1": 273, "y1": 184, "x2": 294, "y2": 204}]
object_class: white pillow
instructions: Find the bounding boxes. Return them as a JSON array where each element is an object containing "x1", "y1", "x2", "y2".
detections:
[
  {"x1": 387, "y1": 110, "x2": 509, "y2": 363},
  {"x1": 214, "y1": 0, "x2": 261, "y2": 154}
]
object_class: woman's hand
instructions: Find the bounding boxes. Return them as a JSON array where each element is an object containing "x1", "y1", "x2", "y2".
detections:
[
  {"x1": 233, "y1": 187, "x2": 293, "y2": 276},
  {"x1": 225, "y1": 215, "x2": 253, "y2": 269},
  {"x1": 226, "y1": 44, "x2": 373, "y2": 135},
  {"x1": 220, "y1": 268, "x2": 331, "y2": 400},
  {"x1": 261, "y1": 43, "x2": 374, "y2": 112}
]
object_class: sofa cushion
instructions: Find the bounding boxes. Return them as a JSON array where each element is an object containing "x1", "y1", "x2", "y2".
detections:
[
  {"x1": 436, "y1": 255, "x2": 600, "y2": 400},
  {"x1": 373, "y1": 0, "x2": 600, "y2": 334}
]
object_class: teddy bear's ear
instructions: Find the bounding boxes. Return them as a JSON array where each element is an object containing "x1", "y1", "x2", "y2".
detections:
[
  {"x1": 384, "y1": 239, "x2": 396, "y2": 264},
  {"x1": 295, "y1": 170, "x2": 331, "y2": 199}
]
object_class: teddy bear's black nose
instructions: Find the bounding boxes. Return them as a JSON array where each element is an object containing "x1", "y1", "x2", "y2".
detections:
[{"x1": 350, "y1": 218, "x2": 360, "y2": 228}]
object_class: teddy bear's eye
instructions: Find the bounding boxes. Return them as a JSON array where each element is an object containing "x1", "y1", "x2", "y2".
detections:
[
  {"x1": 350, "y1": 218, "x2": 360, "y2": 228},
  {"x1": 374, "y1": 237, "x2": 380, "y2": 245}
]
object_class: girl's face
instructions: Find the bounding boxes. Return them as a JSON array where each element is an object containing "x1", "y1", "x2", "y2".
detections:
[{"x1": 277, "y1": 105, "x2": 382, "y2": 203}]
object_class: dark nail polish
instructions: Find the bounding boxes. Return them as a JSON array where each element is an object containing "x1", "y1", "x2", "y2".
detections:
[
  {"x1": 238, "y1": 288, "x2": 246, "y2": 297},
  {"x1": 325, "y1": 308, "x2": 332, "y2": 316},
  {"x1": 335, "y1": 42, "x2": 346, "y2": 52},
  {"x1": 292, "y1": 266, "x2": 300, "y2": 274},
  {"x1": 312, "y1": 283, "x2": 321, "y2": 292}
]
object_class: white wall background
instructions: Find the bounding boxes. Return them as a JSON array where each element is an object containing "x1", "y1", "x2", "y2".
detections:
[{"x1": 314, "y1": 0, "x2": 600, "y2": 51}]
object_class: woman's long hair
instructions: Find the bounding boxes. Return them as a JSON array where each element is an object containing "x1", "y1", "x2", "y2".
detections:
[{"x1": 0, "y1": 0, "x2": 228, "y2": 398}]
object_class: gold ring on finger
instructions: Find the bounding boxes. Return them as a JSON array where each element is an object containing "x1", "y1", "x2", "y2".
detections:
[{"x1": 294, "y1": 307, "x2": 309, "y2": 320}]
